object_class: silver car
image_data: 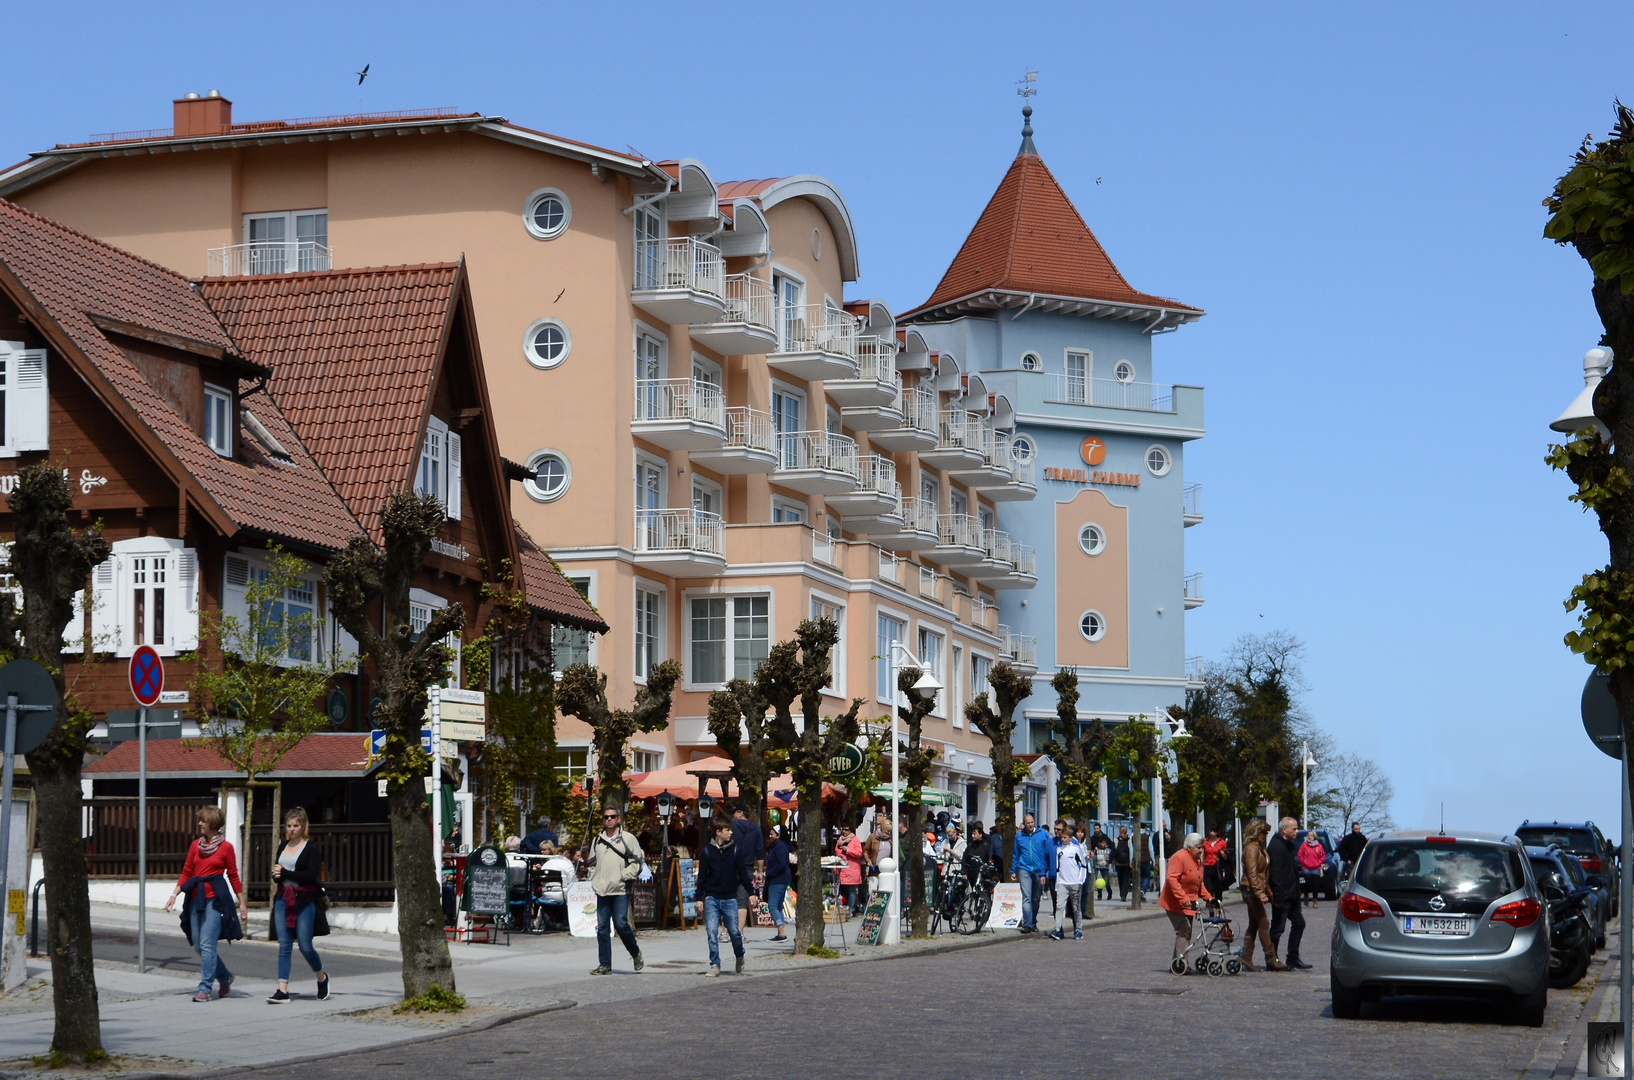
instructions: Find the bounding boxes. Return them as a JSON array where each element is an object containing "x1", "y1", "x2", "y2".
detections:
[{"x1": 1329, "y1": 830, "x2": 1550, "y2": 1026}]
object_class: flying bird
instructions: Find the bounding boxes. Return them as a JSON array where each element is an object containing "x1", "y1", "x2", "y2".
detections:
[
  {"x1": 554, "y1": 288, "x2": 565, "y2": 303},
  {"x1": 1096, "y1": 177, "x2": 1103, "y2": 184},
  {"x1": 357, "y1": 63, "x2": 370, "y2": 85}
]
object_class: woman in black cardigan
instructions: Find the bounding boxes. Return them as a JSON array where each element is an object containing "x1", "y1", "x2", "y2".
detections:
[{"x1": 269, "y1": 808, "x2": 328, "y2": 1003}]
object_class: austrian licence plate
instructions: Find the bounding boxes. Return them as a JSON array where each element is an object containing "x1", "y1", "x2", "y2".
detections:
[{"x1": 1402, "y1": 915, "x2": 1471, "y2": 936}]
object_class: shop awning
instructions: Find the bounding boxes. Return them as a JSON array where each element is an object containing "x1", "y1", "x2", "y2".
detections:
[
  {"x1": 869, "y1": 784, "x2": 960, "y2": 806},
  {"x1": 625, "y1": 756, "x2": 738, "y2": 799}
]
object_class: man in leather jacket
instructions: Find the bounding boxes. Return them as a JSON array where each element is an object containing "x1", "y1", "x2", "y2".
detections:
[{"x1": 1267, "y1": 816, "x2": 1311, "y2": 969}]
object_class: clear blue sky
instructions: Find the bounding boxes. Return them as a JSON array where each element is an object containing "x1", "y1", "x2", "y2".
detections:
[{"x1": 9, "y1": 2, "x2": 1632, "y2": 836}]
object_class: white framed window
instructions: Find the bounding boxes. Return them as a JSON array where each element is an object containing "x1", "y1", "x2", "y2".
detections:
[
  {"x1": 917, "y1": 626, "x2": 945, "y2": 716},
  {"x1": 553, "y1": 575, "x2": 596, "y2": 673},
  {"x1": 1079, "y1": 609, "x2": 1107, "y2": 642},
  {"x1": 771, "y1": 380, "x2": 804, "y2": 467},
  {"x1": 970, "y1": 652, "x2": 992, "y2": 709},
  {"x1": 773, "y1": 270, "x2": 805, "y2": 349},
  {"x1": 203, "y1": 383, "x2": 233, "y2": 457},
  {"x1": 919, "y1": 471, "x2": 939, "y2": 509},
  {"x1": 1114, "y1": 360, "x2": 1136, "y2": 384},
  {"x1": 635, "y1": 584, "x2": 665, "y2": 682},
  {"x1": 242, "y1": 209, "x2": 328, "y2": 273},
  {"x1": 687, "y1": 593, "x2": 770, "y2": 688},
  {"x1": 415, "y1": 415, "x2": 463, "y2": 519},
  {"x1": 811, "y1": 593, "x2": 845, "y2": 694},
  {"x1": 876, "y1": 611, "x2": 906, "y2": 703},
  {"x1": 1020, "y1": 352, "x2": 1042, "y2": 372},
  {"x1": 978, "y1": 505, "x2": 994, "y2": 535},
  {"x1": 771, "y1": 497, "x2": 805, "y2": 524},
  {"x1": 826, "y1": 405, "x2": 842, "y2": 437},
  {"x1": 692, "y1": 353, "x2": 722, "y2": 388},
  {"x1": 634, "y1": 205, "x2": 664, "y2": 291},
  {"x1": 555, "y1": 746, "x2": 590, "y2": 784},
  {"x1": 1145, "y1": 444, "x2": 1172, "y2": 477},
  {"x1": 1064, "y1": 350, "x2": 1090, "y2": 402},
  {"x1": 950, "y1": 644, "x2": 964, "y2": 727},
  {"x1": 523, "y1": 188, "x2": 572, "y2": 240},
  {"x1": 950, "y1": 488, "x2": 969, "y2": 519},
  {"x1": 524, "y1": 449, "x2": 570, "y2": 502},
  {"x1": 1010, "y1": 434, "x2": 1036, "y2": 464},
  {"x1": 692, "y1": 477, "x2": 722, "y2": 518},
  {"x1": 408, "y1": 588, "x2": 461, "y2": 685},
  {"x1": 631, "y1": 746, "x2": 664, "y2": 774},
  {"x1": 636, "y1": 453, "x2": 667, "y2": 510},
  {"x1": 524, "y1": 318, "x2": 571, "y2": 369},
  {"x1": 1078, "y1": 523, "x2": 1107, "y2": 556},
  {"x1": 82, "y1": 538, "x2": 200, "y2": 658},
  {"x1": 218, "y1": 548, "x2": 354, "y2": 668},
  {"x1": 0, "y1": 342, "x2": 49, "y2": 458}
]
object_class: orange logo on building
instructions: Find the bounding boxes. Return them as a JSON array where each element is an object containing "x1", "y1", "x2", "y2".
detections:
[{"x1": 1080, "y1": 436, "x2": 1106, "y2": 466}]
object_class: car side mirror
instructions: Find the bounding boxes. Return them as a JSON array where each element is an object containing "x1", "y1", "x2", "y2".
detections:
[
  {"x1": 1543, "y1": 883, "x2": 1567, "y2": 904},
  {"x1": 1587, "y1": 874, "x2": 1608, "y2": 889}
]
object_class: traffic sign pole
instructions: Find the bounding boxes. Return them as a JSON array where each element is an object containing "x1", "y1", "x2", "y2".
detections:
[
  {"x1": 0, "y1": 694, "x2": 17, "y2": 932},
  {"x1": 430, "y1": 686, "x2": 441, "y2": 877},
  {"x1": 0, "y1": 661, "x2": 60, "y2": 946},
  {"x1": 129, "y1": 645, "x2": 164, "y2": 975}
]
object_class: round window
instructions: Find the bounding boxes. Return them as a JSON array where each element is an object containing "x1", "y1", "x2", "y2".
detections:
[
  {"x1": 1145, "y1": 445, "x2": 1172, "y2": 476},
  {"x1": 1078, "y1": 523, "x2": 1106, "y2": 556},
  {"x1": 1114, "y1": 360, "x2": 1135, "y2": 384},
  {"x1": 524, "y1": 450, "x2": 571, "y2": 502},
  {"x1": 524, "y1": 318, "x2": 571, "y2": 369},
  {"x1": 1020, "y1": 352, "x2": 1042, "y2": 372},
  {"x1": 1079, "y1": 610, "x2": 1106, "y2": 642},
  {"x1": 1010, "y1": 435, "x2": 1037, "y2": 464},
  {"x1": 523, "y1": 188, "x2": 572, "y2": 240}
]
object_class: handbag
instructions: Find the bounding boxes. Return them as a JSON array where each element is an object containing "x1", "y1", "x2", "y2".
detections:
[
  {"x1": 313, "y1": 885, "x2": 331, "y2": 937},
  {"x1": 782, "y1": 887, "x2": 798, "y2": 922}
]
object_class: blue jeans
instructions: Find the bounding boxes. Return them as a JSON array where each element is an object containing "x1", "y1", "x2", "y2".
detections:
[
  {"x1": 274, "y1": 897, "x2": 323, "y2": 983},
  {"x1": 766, "y1": 883, "x2": 788, "y2": 929},
  {"x1": 703, "y1": 896, "x2": 743, "y2": 968},
  {"x1": 189, "y1": 901, "x2": 233, "y2": 995},
  {"x1": 1018, "y1": 869, "x2": 1043, "y2": 930},
  {"x1": 595, "y1": 893, "x2": 639, "y2": 969}
]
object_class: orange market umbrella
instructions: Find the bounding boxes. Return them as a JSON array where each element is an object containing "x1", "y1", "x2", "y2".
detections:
[
  {"x1": 624, "y1": 756, "x2": 739, "y2": 799},
  {"x1": 767, "y1": 773, "x2": 843, "y2": 809}
]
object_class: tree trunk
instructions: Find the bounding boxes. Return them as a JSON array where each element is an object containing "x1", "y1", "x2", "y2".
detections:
[
  {"x1": 907, "y1": 801, "x2": 928, "y2": 937},
  {"x1": 28, "y1": 754, "x2": 101, "y2": 1056},
  {"x1": 794, "y1": 776, "x2": 825, "y2": 952},
  {"x1": 993, "y1": 747, "x2": 1016, "y2": 879},
  {"x1": 388, "y1": 783, "x2": 454, "y2": 997}
]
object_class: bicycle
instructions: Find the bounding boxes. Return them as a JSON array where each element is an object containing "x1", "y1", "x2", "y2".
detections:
[{"x1": 956, "y1": 857, "x2": 1000, "y2": 935}]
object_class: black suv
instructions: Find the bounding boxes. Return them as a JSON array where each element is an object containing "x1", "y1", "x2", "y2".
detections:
[{"x1": 1515, "y1": 820, "x2": 1618, "y2": 916}]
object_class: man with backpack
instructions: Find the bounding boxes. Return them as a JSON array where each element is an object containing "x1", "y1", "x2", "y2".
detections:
[
  {"x1": 587, "y1": 806, "x2": 646, "y2": 976},
  {"x1": 697, "y1": 818, "x2": 754, "y2": 975},
  {"x1": 1050, "y1": 822, "x2": 1089, "y2": 940}
]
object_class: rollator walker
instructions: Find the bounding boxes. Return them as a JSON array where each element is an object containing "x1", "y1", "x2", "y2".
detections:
[{"x1": 1170, "y1": 899, "x2": 1243, "y2": 977}]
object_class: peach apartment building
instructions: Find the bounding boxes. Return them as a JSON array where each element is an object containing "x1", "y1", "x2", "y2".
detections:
[{"x1": 1, "y1": 93, "x2": 1056, "y2": 822}]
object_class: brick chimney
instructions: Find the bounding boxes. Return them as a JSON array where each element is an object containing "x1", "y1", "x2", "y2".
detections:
[{"x1": 172, "y1": 91, "x2": 232, "y2": 137}]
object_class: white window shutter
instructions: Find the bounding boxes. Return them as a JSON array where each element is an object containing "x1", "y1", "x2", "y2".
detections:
[
  {"x1": 61, "y1": 589, "x2": 85, "y2": 653},
  {"x1": 89, "y1": 555, "x2": 121, "y2": 654},
  {"x1": 445, "y1": 431, "x2": 462, "y2": 520},
  {"x1": 222, "y1": 553, "x2": 251, "y2": 656},
  {"x1": 9, "y1": 349, "x2": 48, "y2": 452},
  {"x1": 169, "y1": 548, "x2": 199, "y2": 651}
]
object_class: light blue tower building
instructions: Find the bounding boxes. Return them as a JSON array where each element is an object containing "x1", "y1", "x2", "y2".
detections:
[{"x1": 901, "y1": 106, "x2": 1205, "y2": 824}]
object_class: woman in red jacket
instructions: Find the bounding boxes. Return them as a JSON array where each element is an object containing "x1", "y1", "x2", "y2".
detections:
[
  {"x1": 1159, "y1": 833, "x2": 1212, "y2": 968},
  {"x1": 164, "y1": 805, "x2": 246, "y2": 1002},
  {"x1": 834, "y1": 824, "x2": 864, "y2": 914}
]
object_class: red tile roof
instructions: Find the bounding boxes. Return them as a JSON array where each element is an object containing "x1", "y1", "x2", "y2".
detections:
[
  {"x1": 85, "y1": 733, "x2": 372, "y2": 777},
  {"x1": 516, "y1": 524, "x2": 606, "y2": 632},
  {"x1": 716, "y1": 178, "x2": 782, "y2": 200},
  {"x1": 198, "y1": 266, "x2": 462, "y2": 537},
  {"x1": 907, "y1": 152, "x2": 1198, "y2": 317},
  {"x1": 0, "y1": 199, "x2": 359, "y2": 551},
  {"x1": 68, "y1": 108, "x2": 483, "y2": 149}
]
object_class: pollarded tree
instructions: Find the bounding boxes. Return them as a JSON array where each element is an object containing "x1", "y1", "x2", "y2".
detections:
[
  {"x1": 326, "y1": 490, "x2": 461, "y2": 999},
  {"x1": 12, "y1": 463, "x2": 110, "y2": 1058},
  {"x1": 1041, "y1": 667, "x2": 1109, "y2": 917},
  {"x1": 894, "y1": 667, "x2": 939, "y2": 938},
  {"x1": 966, "y1": 661, "x2": 1033, "y2": 877},
  {"x1": 707, "y1": 678, "x2": 775, "y2": 828},
  {"x1": 557, "y1": 658, "x2": 681, "y2": 826},
  {"x1": 754, "y1": 617, "x2": 862, "y2": 952}
]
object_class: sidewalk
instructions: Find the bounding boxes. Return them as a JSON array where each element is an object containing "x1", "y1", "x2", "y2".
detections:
[{"x1": 0, "y1": 893, "x2": 1196, "y2": 1075}]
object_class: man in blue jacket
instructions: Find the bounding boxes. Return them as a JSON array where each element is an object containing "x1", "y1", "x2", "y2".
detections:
[
  {"x1": 1011, "y1": 813, "x2": 1056, "y2": 933},
  {"x1": 697, "y1": 819, "x2": 754, "y2": 975}
]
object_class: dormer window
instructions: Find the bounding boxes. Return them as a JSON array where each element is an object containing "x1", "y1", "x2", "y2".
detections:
[
  {"x1": 415, "y1": 415, "x2": 463, "y2": 520},
  {"x1": 204, "y1": 383, "x2": 233, "y2": 457}
]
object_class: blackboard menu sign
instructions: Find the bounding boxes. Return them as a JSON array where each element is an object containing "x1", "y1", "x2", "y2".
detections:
[
  {"x1": 856, "y1": 889, "x2": 892, "y2": 946},
  {"x1": 631, "y1": 882, "x2": 657, "y2": 926},
  {"x1": 678, "y1": 859, "x2": 697, "y2": 900},
  {"x1": 465, "y1": 845, "x2": 510, "y2": 915}
]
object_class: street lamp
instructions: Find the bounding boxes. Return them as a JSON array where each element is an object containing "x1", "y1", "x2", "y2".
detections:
[
  {"x1": 1300, "y1": 742, "x2": 1317, "y2": 830},
  {"x1": 656, "y1": 790, "x2": 675, "y2": 856},
  {"x1": 882, "y1": 640, "x2": 941, "y2": 945},
  {"x1": 1551, "y1": 347, "x2": 1612, "y2": 439}
]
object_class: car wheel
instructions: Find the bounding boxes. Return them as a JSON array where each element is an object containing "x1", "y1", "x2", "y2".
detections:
[
  {"x1": 1330, "y1": 975, "x2": 1362, "y2": 1020},
  {"x1": 1512, "y1": 976, "x2": 1547, "y2": 1027}
]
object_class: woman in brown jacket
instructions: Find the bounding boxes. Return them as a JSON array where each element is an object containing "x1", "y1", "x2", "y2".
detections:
[{"x1": 1239, "y1": 819, "x2": 1285, "y2": 971}]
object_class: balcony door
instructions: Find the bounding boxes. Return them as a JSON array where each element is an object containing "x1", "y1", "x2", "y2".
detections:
[
  {"x1": 774, "y1": 274, "x2": 803, "y2": 350},
  {"x1": 636, "y1": 457, "x2": 664, "y2": 548},
  {"x1": 243, "y1": 209, "x2": 328, "y2": 274},
  {"x1": 637, "y1": 333, "x2": 665, "y2": 419},
  {"x1": 772, "y1": 387, "x2": 801, "y2": 468},
  {"x1": 1064, "y1": 351, "x2": 1089, "y2": 404},
  {"x1": 634, "y1": 207, "x2": 663, "y2": 292}
]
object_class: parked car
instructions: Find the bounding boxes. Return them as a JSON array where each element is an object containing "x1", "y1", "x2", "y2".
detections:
[
  {"x1": 1516, "y1": 820, "x2": 1618, "y2": 917},
  {"x1": 1527, "y1": 846, "x2": 1598, "y2": 987},
  {"x1": 1296, "y1": 828, "x2": 1344, "y2": 900},
  {"x1": 1559, "y1": 850, "x2": 1609, "y2": 950},
  {"x1": 1330, "y1": 830, "x2": 1550, "y2": 1026}
]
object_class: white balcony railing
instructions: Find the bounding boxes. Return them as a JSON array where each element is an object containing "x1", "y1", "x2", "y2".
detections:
[
  {"x1": 981, "y1": 528, "x2": 1014, "y2": 568},
  {"x1": 919, "y1": 564, "x2": 942, "y2": 602},
  {"x1": 967, "y1": 414, "x2": 998, "y2": 463},
  {"x1": 998, "y1": 624, "x2": 1038, "y2": 668},
  {"x1": 775, "y1": 430, "x2": 859, "y2": 478},
  {"x1": 1043, "y1": 373, "x2": 1176, "y2": 412},
  {"x1": 634, "y1": 236, "x2": 724, "y2": 298},
  {"x1": 811, "y1": 527, "x2": 839, "y2": 567},
  {"x1": 901, "y1": 383, "x2": 937, "y2": 433},
  {"x1": 774, "y1": 304, "x2": 860, "y2": 359},
  {"x1": 856, "y1": 454, "x2": 898, "y2": 496},
  {"x1": 937, "y1": 512, "x2": 981, "y2": 549},
  {"x1": 206, "y1": 241, "x2": 332, "y2": 276},
  {"x1": 879, "y1": 549, "x2": 903, "y2": 585},
  {"x1": 992, "y1": 432, "x2": 1036, "y2": 485},
  {"x1": 854, "y1": 336, "x2": 898, "y2": 384},
  {"x1": 1183, "y1": 572, "x2": 1204, "y2": 602},
  {"x1": 721, "y1": 272, "x2": 775, "y2": 329},
  {"x1": 937, "y1": 408, "x2": 976, "y2": 451},
  {"x1": 633, "y1": 378, "x2": 725, "y2": 426},
  {"x1": 972, "y1": 596, "x2": 997, "y2": 631},
  {"x1": 1183, "y1": 482, "x2": 1202, "y2": 518},
  {"x1": 722, "y1": 407, "x2": 776, "y2": 453},
  {"x1": 897, "y1": 497, "x2": 939, "y2": 535},
  {"x1": 1011, "y1": 544, "x2": 1036, "y2": 576},
  {"x1": 635, "y1": 508, "x2": 724, "y2": 556},
  {"x1": 1185, "y1": 655, "x2": 1206, "y2": 682}
]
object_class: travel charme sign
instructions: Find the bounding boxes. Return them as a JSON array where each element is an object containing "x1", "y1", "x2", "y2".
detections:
[{"x1": 1044, "y1": 437, "x2": 1140, "y2": 488}]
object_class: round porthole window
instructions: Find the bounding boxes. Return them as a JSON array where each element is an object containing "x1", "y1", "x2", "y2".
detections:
[
  {"x1": 1079, "y1": 610, "x2": 1106, "y2": 642},
  {"x1": 1010, "y1": 435, "x2": 1037, "y2": 464},
  {"x1": 1078, "y1": 523, "x2": 1106, "y2": 556},
  {"x1": 524, "y1": 450, "x2": 571, "y2": 502},
  {"x1": 523, "y1": 188, "x2": 572, "y2": 240},
  {"x1": 1145, "y1": 445, "x2": 1172, "y2": 477},
  {"x1": 1020, "y1": 352, "x2": 1042, "y2": 372},
  {"x1": 1114, "y1": 360, "x2": 1135, "y2": 384},
  {"x1": 524, "y1": 318, "x2": 571, "y2": 369}
]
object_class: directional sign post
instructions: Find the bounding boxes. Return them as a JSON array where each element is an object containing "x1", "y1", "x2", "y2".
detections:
[
  {"x1": 129, "y1": 645, "x2": 163, "y2": 973},
  {"x1": 1582, "y1": 671, "x2": 1632, "y2": 1047},
  {"x1": 0, "y1": 658, "x2": 58, "y2": 972}
]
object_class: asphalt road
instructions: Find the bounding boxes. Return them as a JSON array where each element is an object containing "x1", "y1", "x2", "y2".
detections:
[
  {"x1": 248, "y1": 902, "x2": 1593, "y2": 1080},
  {"x1": 90, "y1": 929, "x2": 403, "y2": 982}
]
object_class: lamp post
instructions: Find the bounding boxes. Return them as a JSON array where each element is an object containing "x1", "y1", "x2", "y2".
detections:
[
  {"x1": 657, "y1": 790, "x2": 675, "y2": 857},
  {"x1": 882, "y1": 640, "x2": 941, "y2": 945},
  {"x1": 1300, "y1": 742, "x2": 1317, "y2": 831}
]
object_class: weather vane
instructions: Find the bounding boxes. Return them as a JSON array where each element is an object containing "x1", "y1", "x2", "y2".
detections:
[{"x1": 1017, "y1": 70, "x2": 1038, "y2": 101}]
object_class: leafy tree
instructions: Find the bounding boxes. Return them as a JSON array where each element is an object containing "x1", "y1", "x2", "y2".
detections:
[
  {"x1": 893, "y1": 668, "x2": 938, "y2": 938},
  {"x1": 1169, "y1": 665, "x2": 1246, "y2": 825},
  {"x1": 965, "y1": 661, "x2": 1033, "y2": 876},
  {"x1": 326, "y1": 490, "x2": 461, "y2": 998},
  {"x1": 1222, "y1": 632, "x2": 1309, "y2": 816},
  {"x1": 753, "y1": 617, "x2": 862, "y2": 951},
  {"x1": 1041, "y1": 668, "x2": 1109, "y2": 916},
  {"x1": 707, "y1": 678, "x2": 775, "y2": 827},
  {"x1": 189, "y1": 548, "x2": 345, "y2": 885},
  {"x1": 557, "y1": 658, "x2": 681, "y2": 832},
  {"x1": 11, "y1": 464, "x2": 109, "y2": 1058},
  {"x1": 1543, "y1": 102, "x2": 1634, "y2": 807}
]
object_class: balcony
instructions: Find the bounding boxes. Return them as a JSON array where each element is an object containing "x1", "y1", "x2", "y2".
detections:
[
  {"x1": 690, "y1": 273, "x2": 778, "y2": 356},
  {"x1": 206, "y1": 241, "x2": 332, "y2": 276},
  {"x1": 633, "y1": 508, "x2": 726, "y2": 575},
  {"x1": 825, "y1": 454, "x2": 902, "y2": 525},
  {"x1": 998, "y1": 624, "x2": 1038, "y2": 675},
  {"x1": 868, "y1": 496, "x2": 939, "y2": 551},
  {"x1": 772, "y1": 430, "x2": 859, "y2": 495},
  {"x1": 1183, "y1": 572, "x2": 1205, "y2": 609},
  {"x1": 631, "y1": 379, "x2": 725, "y2": 451},
  {"x1": 922, "y1": 513, "x2": 986, "y2": 567},
  {"x1": 995, "y1": 544, "x2": 1038, "y2": 590},
  {"x1": 968, "y1": 528, "x2": 1017, "y2": 582},
  {"x1": 918, "y1": 409, "x2": 986, "y2": 474},
  {"x1": 1183, "y1": 482, "x2": 1203, "y2": 526},
  {"x1": 1185, "y1": 655, "x2": 1206, "y2": 689},
  {"x1": 973, "y1": 432, "x2": 1039, "y2": 501},
  {"x1": 970, "y1": 596, "x2": 999, "y2": 633},
  {"x1": 826, "y1": 337, "x2": 900, "y2": 409},
  {"x1": 1043, "y1": 373, "x2": 1175, "y2": 412},
  {"x1": 917, "y1": 564, "x2": 948, "y2": 606},
  {"x1": 869, "y1": 383, "x2": 938, "y2": 452},
  {"x1": 767, "y1": 304, "x2": 859, "y2": 382},
  {"x1": 690, "y1": 407, "x2": 778, "y2": 474},
  {"x1": 878, "y1": 549, "x2": 905, "y2": 588},
  {"x1": 631, "y1": 236, "x2": 725, "y2": 326}
]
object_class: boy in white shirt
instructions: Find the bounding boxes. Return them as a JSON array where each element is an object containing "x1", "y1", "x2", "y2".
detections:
[{"x1": 1050, "y1": 823, "x2": 1090, "y2": 940}]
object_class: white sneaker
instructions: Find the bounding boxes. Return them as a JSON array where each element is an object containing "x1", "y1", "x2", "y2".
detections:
[{"x1": 705, "y1": 965, "x2": 720, "y2": 977}]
